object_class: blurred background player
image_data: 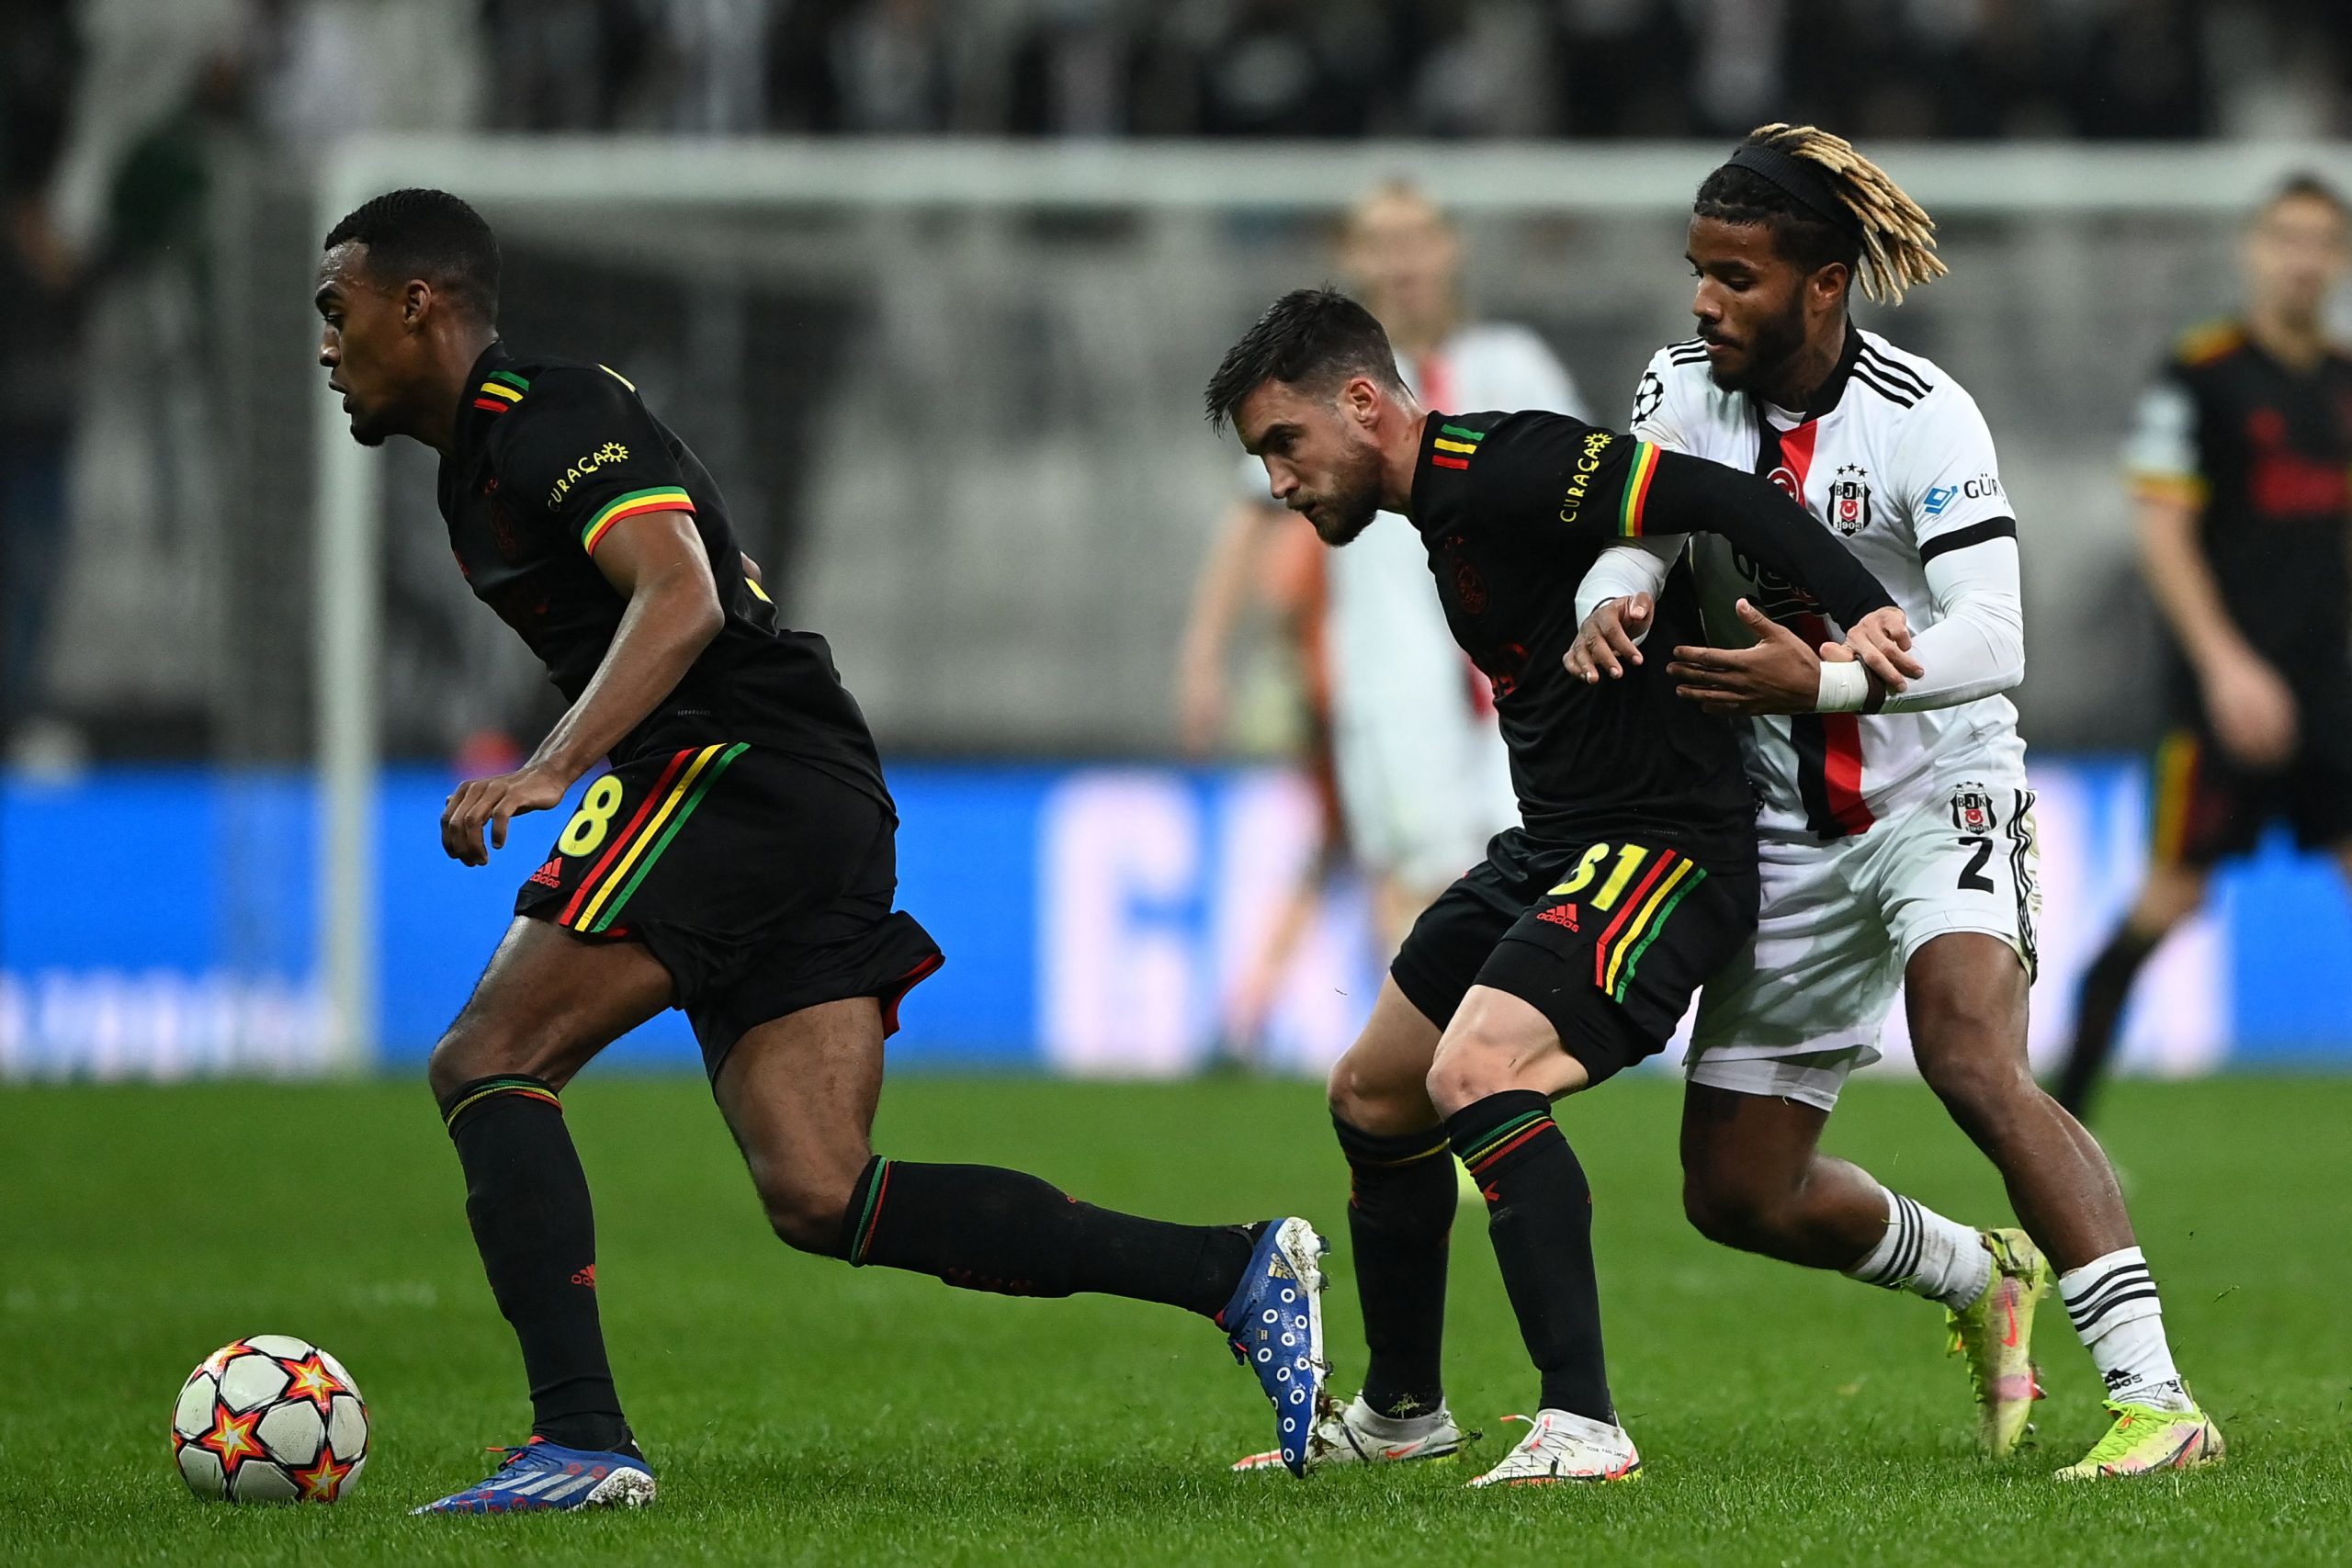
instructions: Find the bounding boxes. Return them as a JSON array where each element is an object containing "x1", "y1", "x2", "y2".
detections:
[
  {"x1": 1178, "y1": 183, "x2": 1580, "y2": 1061},
  {"x1": 2054, "y1": 176, "x2": 2352, "y2": 1123}
]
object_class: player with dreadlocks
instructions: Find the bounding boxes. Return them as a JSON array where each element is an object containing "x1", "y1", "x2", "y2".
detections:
[{"x1": 1564, "y1": 126, "x2": 2222, "y2": 1479}]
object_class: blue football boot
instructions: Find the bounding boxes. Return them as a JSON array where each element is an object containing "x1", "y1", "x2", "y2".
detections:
[
  {"x1": 1218, "y1": 1216, "x2": 1330, "y2": 1477},
  {"x1": 412, "y1": 1437, "x2": 656, "y2": 1514}
]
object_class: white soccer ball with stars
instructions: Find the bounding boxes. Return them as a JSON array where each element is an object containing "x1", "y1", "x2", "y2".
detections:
[{"x1": 171, "y1": 1335, "x2": 370, "y2": 1503}]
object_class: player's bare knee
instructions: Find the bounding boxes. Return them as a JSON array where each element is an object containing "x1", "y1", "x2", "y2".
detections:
[
  {"x1": 427, "y1": 1013, "x2": 556, "y2": 1101},
  {"x1": 757, "y1": 1166, "x2": 856, "y2": 1255},
  {"x1": 1327, "y1": 1047, "x2": 1429, "y2": 1134},
  {"x1": 1680, "y1": 1164, "x2": 1783, "y2": 1251},
  {"x1": 1917, "y1": 1044, "x2": 2036, "y2": 1132},
  {"x1": 426, "y1": 1024, "x2": 517, "y2": 1102},
  {"x1": 1424, "y1": 1035, "x2": 1512, "y2": 1117}
]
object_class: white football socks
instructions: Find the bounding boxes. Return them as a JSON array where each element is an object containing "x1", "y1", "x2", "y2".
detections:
[
  {"x1": 1843, "y1": 1188, "x2": 1992, "y2": 1312},
  {"x1": 2059, "y1": 1247, "x2": 2190, "y2": 1411}
]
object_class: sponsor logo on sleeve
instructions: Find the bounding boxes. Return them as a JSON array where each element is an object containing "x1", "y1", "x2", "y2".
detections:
[
  {"x1": 548, "y1": 442, "x2": 633, "y2": 510},
  {"x1": 1925, "y1": 475, "x2": 2004, "y2": 517},
  {"x1": 1555, "y1": 429, "x2": 1616, "y2": 525}
]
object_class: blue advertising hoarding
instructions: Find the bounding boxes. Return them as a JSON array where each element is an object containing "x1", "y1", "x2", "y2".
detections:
[{"x1": 4, "y1": 760, "x2": 2347, "y2": 1078}]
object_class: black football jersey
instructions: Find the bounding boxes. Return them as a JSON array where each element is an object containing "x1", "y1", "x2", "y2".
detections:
[
  {"x1": 1408, "y1": 410, "x2": 1898, "y2": 866},
  {"x1": 2128, "y1": 321, "x2": 2352, "y2": 687},
  {"x1": 436, "y1": 344, "x2": 887, "y2": 798}
]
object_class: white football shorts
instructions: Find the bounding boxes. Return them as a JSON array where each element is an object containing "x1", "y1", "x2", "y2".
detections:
[
  {"x1": 1684, "y1": 772, "x2": 2041, "y2": 1111},
  {"x1": 1331, "y1": 694, "x2": 1517, "y2": 895}
]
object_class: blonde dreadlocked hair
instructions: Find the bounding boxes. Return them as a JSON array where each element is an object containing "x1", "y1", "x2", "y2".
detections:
[{"x1": 1697, "y1": 124, "x2": 1946, "y2": 305}]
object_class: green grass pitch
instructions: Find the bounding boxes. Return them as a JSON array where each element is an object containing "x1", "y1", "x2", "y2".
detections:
[{"x1": 2, "y1": 1072, "x2": 2346, "y2": 1564}]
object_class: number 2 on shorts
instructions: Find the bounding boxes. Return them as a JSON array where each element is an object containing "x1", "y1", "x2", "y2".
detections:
[
  {"x1": 1549, "y1": 841, "x2": 1651, "y2": 911},
  {"x1": 557, "y1": 773, "x2": 627, "y2": 857}
]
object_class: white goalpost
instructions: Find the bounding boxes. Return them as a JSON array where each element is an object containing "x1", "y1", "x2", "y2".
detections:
[{"x1": 309, "y1": 135, "x2": 2352, "y2": 1071}]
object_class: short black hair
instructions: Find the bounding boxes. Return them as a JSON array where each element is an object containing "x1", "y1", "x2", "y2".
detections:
[
  {"x1": 323, "y1": 187, "x2": 500, "y2": 321},
  {"x1": 2263, "y1": 172, "x2": 2348, "y2": 222},
  {"x1": 1204, "y1": 288, "x2": 1404, "y2": 434},
  {"x1": 1692, "y1": 163, "x2": 1860, "y2": 287}
]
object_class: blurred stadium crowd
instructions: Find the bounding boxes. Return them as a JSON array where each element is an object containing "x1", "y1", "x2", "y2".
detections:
[
  {"x1": 1, "y1": 0, "x2": 2350, "y2": 766},
  {"x1": 478, "y1": 0, "x2": 2351, "y2": 143}
]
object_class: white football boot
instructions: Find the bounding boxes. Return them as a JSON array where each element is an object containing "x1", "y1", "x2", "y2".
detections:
[
  {"x1": 1465, "y1": 1409, "x2": 1641, "y2": 1487},
  {"x1": 1231, "y1": 1393, "x2": 1474, "y2": 1472}
]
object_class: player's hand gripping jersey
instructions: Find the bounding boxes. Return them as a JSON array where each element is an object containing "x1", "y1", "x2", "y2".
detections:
[
  {"x1": 1408, "y1": 409, "x2": 1900, "y2": 867},
  {"x1": 1616, "y1": 329, "x2": 2027, "y2": 843},
  {"x1": 1385, "y1": 409, "x2": 1901, "y2": 1080}
]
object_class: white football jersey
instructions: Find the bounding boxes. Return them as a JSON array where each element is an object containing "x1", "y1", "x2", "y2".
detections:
[{"x1": 1631, "y1": 328, "x2": 2026, "y2": 842}]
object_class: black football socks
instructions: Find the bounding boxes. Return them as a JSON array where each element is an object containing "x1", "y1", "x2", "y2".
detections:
[
  {"x1": 1334, "y1": 1117, "x2": 1455, "y2": 1420},
  {"x1": 1446, "y1": 1089, "x2": 1615, "y2": 1425},
  {"x1": 838, "y1": 1157, "x2": 1256, "y2": 1320},
  {"x1": 2054, "y1": 922, "x2": 2163, "y2": 1120},
  {"x1": 440, "y1": 1076, "x2": 633, "y2": 1454}
]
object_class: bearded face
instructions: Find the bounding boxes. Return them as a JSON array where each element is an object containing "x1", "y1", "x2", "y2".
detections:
[{"x1": 1235, "y1": 378, "x2": 1393, "y2": 547}]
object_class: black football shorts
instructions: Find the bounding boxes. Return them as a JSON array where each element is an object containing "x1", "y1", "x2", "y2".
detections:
[
  {"x1": 1391, "y1": 828, "x2": 1758, "y2": 1085},
  {"x1": 514, "y1": 742, "x2": 942, "y2": 1077},
  {"x1": 2147, "y1": 712, "x2": 2352, "y2": 869}
]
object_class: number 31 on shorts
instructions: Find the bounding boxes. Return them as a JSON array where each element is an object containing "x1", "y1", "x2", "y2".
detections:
[{"x1": 1547, "y1": 840, "x2": 1657, "y2": 911}]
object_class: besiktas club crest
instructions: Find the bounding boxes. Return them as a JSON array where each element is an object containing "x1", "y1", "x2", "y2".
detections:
[{"x1": 1827, "y1": 465, "x2": 1873, "y2": 536}]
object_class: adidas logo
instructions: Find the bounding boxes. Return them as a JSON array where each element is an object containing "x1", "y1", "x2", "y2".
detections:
[
  {"x1": 1537, "y1": 902, "x2": 1580, "y2": 931},
  {"x1": 528, "y1": 858, "x2": 564, "y2": 888},
  {"x1": 571, "y1": 1265, "x2": 597, "y2": 1289}
]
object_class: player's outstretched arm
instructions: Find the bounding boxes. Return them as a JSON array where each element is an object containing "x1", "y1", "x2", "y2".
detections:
[{"x1": 440, "y1": 513, "x2": 724, "y2": 865}]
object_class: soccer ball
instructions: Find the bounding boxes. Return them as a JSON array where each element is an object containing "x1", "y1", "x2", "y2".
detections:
[{"x1": 171, "y1": 1335, "x2": 369, "y2": 1503}]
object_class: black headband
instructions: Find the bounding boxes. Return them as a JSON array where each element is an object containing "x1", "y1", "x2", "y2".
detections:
[{"x1": 1723, "y1": 143, "x2": 1863, "y2": 241}]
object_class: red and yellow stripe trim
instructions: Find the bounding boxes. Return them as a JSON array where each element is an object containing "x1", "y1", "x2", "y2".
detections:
[
  {"x1": 2128, "y1": 470, "x2": 2208, "y2": 507},
  {"x1": 1619, "y1": 440, "x2": 1661, "y2": 536},
  {"x1": 1432, "y1": 423, "x2": 1486, "y2": 471},
  {"x1": 1459, "y1": 1110, "x2": 1554, "y2": 1178},
  {"x1": 1593, "y1": 848, "x2": 1702, "y2": 999},
  {"x1": 2150, "y1": 729, "x2": 2201, "y2": 867},
  {"x1": 1355, "y1": 1134, "x2": 1452, "y2": 1168},
  {"x1": 582, "y1": 487, "x2": 695, "y2": 554},
  {"x1": 1604, "y1": 857, "x2": 1703, "y2": 1000},
  {"x1": 470, "y1": 370, "x2": 531, "y2": 414},
  {"x1": 441, "y1": 1077, "x2": 560, "y2": 1127},
  {"x1": 558, "y1": 742, "x2": 747, "y2": 933},
  {"x1": 848, "y1": 1158, "x2": 894, "y2": 1264}
]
